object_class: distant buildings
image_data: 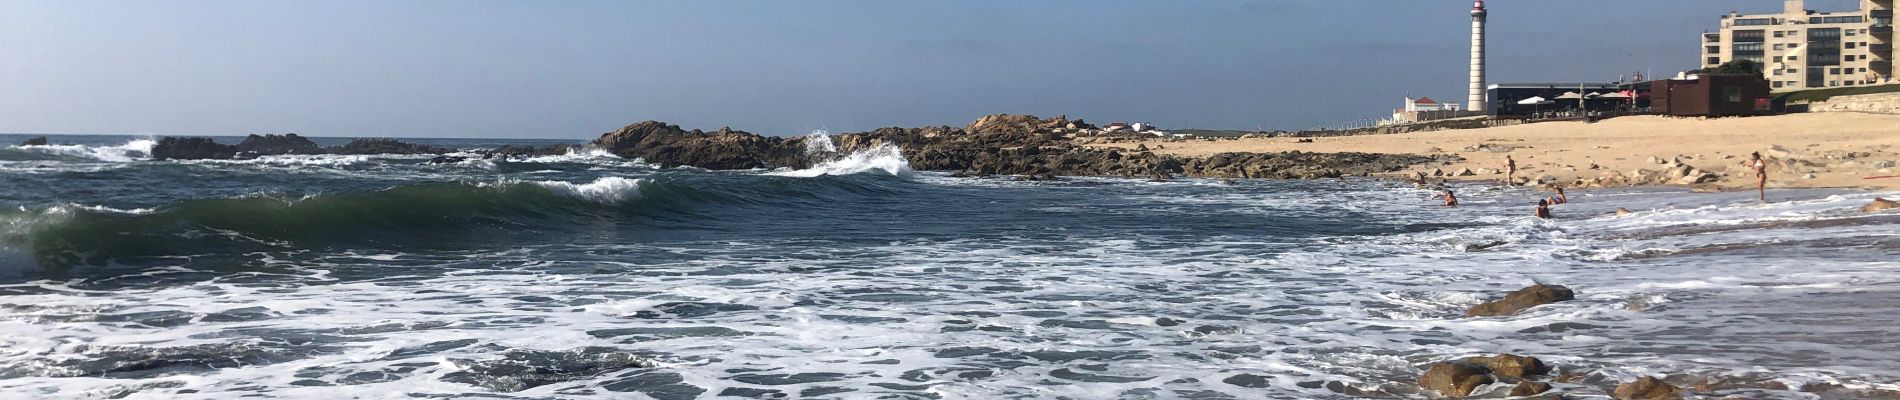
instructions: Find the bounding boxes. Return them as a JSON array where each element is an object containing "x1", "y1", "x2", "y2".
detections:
[{"x1": 1702, "y1": 0, "x2": 1894, "y2": 90}]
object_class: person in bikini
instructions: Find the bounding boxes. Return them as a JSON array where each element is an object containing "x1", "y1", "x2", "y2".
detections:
[
  {"x1": 1503, "y1": 155, "x2": 1518, "y2": 186},
  {"x1": 1441, "y1": 188, "x2": 1458, "y2": 207},
  {"x1": 1751, "y1": 152, "x2": 1768, "y2": 201},
  {"x1": 1547, "y1": 187, "x2": 1567, "y2": 205}
]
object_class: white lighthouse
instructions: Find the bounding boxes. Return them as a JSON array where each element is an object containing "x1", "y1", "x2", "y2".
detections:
[{"x1": 1468, "y1": 0, "x2": 1487, "y2": 113}]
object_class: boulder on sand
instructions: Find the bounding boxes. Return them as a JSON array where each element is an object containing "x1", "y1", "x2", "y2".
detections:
[
  {"x1": 19, "y1": 136, "x2": 48, "y2": 146},
  {"x1": 1613, "y1": 376, "x2": 1680, "y2": 399},
  {"x1": 1466, "y1": 284, "x2": 1575, "y2": 318},
  {"x1": 1417, "y1": 362, "x2": 1494, "y2": 398},
  {"x1": 151, "y1": 137, "x2": 237, "y2": 160},
  {"x1": 1863, "y1": 198, "x2": 1900, "y2": 213}
]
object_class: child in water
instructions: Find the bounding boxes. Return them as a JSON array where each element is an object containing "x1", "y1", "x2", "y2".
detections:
[
  {"x1": 1535, "y1": 199, "x2": 1552, "y2": 219},
  {"x1": 1547, "y1": 187, "x2": 1567, "y2": 205}
]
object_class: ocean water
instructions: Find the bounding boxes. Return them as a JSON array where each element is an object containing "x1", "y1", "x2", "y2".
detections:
[{"x1": 1, "y1": 134, "x2": 1898, "y2": 399}]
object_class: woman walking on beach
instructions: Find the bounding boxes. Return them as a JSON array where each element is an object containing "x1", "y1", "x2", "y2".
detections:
[
  {"x1": 1751, "y1": 152, "x2": 1767, "y2": 201},
  {"x1": 1503, "y1": 155, "x2": 1518, "y2": 187}
]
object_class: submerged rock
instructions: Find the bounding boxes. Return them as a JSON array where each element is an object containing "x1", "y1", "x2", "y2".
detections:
[
  {"x1": 1466, "y1": 353, "x2": 1550, "y2": 379},
  {"x1": 151, "y1": 137, "x2": 238, "y2": 160},
  {"x1": 1466, "y1": 284, "x2": 1575, "y2": 318},
  {"x1": 1613, "y1": 376, "x2": 1679, "y2": 399},
  {"x1": 1863, "y1": 197, "x2": 1899, "y2": 213},
  {"x1": 1511, "y1": 381, "x2": 1553, "y2": 397},
  {"x1": 1417, "y1": 362, "x2": 1493, "y2": 398},
  {"x1": 19, "y1": 136, "x2": 48, "y2": 146}
]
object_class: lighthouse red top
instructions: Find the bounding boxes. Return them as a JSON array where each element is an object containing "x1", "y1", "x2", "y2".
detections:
[{"x1": 1472, "y1": 0, "x2": 1487, "y2": 14}]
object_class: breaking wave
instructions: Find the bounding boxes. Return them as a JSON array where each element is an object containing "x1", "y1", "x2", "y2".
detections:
[
  {"x1": 769, "y1": 142, "x2": 912, "y2": 178},
  {"x1": 4, "y1": 139, "x2": 155, "y2": 162}
]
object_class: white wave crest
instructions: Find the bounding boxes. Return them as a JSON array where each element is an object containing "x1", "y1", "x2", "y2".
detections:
[
  {"x1": 770, "y1": 142, "x2": 912, "y2": 178},
  {"x1": 518, "y1": 146, "x2": 621, "y2": 164},
  {"x1": 803, "y1": 130, "x2": 837, "y2": 156},
  {"x1": 15, "y1": 139, "x2": 156, "y2": 162},
  {"x1": 187, "y1": 154, "x2": 372, "y2": 167},
  {"x1": 532, "y1": 177, "x2": 645, "y2": 204}
]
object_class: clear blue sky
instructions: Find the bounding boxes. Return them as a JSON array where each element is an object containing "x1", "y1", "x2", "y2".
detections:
[{"x1": 0, "y1": 0, "x2": 1861, "y2": 138}]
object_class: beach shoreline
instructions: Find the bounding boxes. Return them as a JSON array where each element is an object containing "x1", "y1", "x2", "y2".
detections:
[{"x1": 1085, "y1": 113, "x2": 1900, "y2": 191}]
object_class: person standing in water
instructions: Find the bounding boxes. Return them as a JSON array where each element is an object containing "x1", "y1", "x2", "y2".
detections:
[
  {"x1": 1503, "y1": 155, "x2": 1518, "y2": 186},
  {"x1": 1441, "y1": 188, "x2": 1459, "y2": 207},
  {"x1": 1534, "y1": 199, "x2": 1552, "y2": 219},
  {"x1": 1751, "y1": 152, "x2": 1768, "y2": 201}
]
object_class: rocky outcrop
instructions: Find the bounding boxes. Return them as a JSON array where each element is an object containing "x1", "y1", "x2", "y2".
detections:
[
  {"x1": 1467, "y1": 284, "x2": 1575, "y2": 318},
  {"x1": 235, "y1": 133, "x2": 321, "y2": 156},
  {"x1": 331, "y1": 138, "x2": 452, "y2": 155},
  {"x1": 588, "y1": 115, "x2": 1448, "y2": 179},
  {"x1": 1613, "y1": 376, "x2": 1680, "y2": 399},
  {"x1": 151, "y1": 137, "x2": 237, "y2": 160},
  {"x1": 1417, "y1": 362, "x2": 1494, "y2": 398},
  {"x1": 19, "y1": 137, "x2": 48, "y2": 146},
  {"x1": 1863, "y1": 197, "x2": 1900, "y2": 213},
  {"x1": 592, "y1": 121, "x2": 808, "y2": 169}
]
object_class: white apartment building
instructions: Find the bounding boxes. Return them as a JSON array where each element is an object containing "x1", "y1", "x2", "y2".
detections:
[{"x1": 1702, "y1": 0, "x2": 1894, "y2": 90}]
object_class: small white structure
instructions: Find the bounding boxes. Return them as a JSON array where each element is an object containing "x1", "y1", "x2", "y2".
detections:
[{"x1": 1402, "y1": 96, "x2": 1463, "y2": 112}]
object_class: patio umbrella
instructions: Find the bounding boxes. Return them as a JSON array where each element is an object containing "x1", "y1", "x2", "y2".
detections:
[
  {"x1": 1553, "y1": 92, "x2": 1584, "y2": 99},
  {"x1": 1516, "y1": 96, "x2": 1553, "y2": 105}
]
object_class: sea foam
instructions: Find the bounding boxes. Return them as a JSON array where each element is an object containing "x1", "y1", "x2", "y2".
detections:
[
  {"x1": 14, "y1": 139, "x2": 156, "y2": 162},
  {"x1": 532, "y1": 177, "x2": 645, "y2": 204}
]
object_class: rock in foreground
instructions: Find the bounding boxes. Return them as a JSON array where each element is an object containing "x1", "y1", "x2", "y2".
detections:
[
  {"x1": 1466, "y1": 353, "x2": 1550, "y2": 379},
  {"x1": 1417, "y1": 362, "x2": 1494, "y2": 398},
  {"x1": 1613, "y1": 376, "x2": 1679, "y2": 399},
  {"x1": 1863, "y1": 197, "x2": 1899, "y2": 213},
  {"x1": 1467, "y1": 284, "x2": 1575, "y2": 318}
]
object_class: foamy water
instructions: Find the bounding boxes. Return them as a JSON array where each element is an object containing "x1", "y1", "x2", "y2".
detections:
[{"x1": 0, "y1": 134, "x2": 1897, "y2": 399}]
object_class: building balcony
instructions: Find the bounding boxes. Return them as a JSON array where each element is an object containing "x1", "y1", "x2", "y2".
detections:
[
  {"x1": 1873, "y1": 10, "x2": 1893, "y2": 19},
  {"x1": 1877, "y1": 25, "x2": 1893, "y2": 36},
  {"x1": 1704, "y1": 33, "x2": 1721, "y2": 43},
  {"x1": 1876, "y1": 43, "x2": 1894, "y2": 54},
  {"x1": 1876, "y1": 60, "x2": 1893, "y2": 72}
]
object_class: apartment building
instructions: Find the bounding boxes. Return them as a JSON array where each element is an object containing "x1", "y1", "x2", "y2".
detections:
[{"x1": 1702, "y1": 0, "x2": 1894, "y2": 90}]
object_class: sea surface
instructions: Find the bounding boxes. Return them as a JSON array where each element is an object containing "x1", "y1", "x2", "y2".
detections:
[{"x1": 1, "y1": 134, "x2": 1898, "y2": 399}]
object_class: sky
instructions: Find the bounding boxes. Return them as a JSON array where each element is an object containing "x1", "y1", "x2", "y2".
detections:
[{"x1": 0, "y1": 0, "x2": 1867, "y2": 138}]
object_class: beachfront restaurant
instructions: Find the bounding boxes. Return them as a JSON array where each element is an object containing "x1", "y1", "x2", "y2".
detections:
[{"x1": 1485, "y1": 83, "x2": 1648, "y2": 118}]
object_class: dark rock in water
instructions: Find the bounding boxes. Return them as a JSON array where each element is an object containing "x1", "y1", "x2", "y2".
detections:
[
  {"x1": 1467, "y1": 284, "x2": 1575, "y2": 318},
  {"x1": 1613, "y1": 376, "x2": 1679, "y2": 399},
  {"x1": 19, "y1": 136, "x2": 48, "y2": 146},
  {"x1": 1863, "y1": 197, "x2": 1900, "y2": 213},
  {"x1": 151, "y1": 137, "x2": 237, "y2": 160},
  {"x1": 1511, "y1": 381, "x2": 1553, "y2": 397},
  {"x1": 427, "y1": 156, "x2": 467, "y2": 164},
  {"x1": 330, "y1": 138, "x2": 451, "y2": 155},
  {"x1": 235, "y1": 133, "x2": 321, "y2": 156},
  {"x1": 1417, "y1": 361, "x2": 1493, "y2": 398},
  {"x1": 592, "y1": 121, "x2": 806, "y2": 170},
  {"x1": 486, "y1": 144, "x2": 577, "y2": 158},
  {"x1": 1466, "y1": 353, "x2": 1550, "y2": 379}
]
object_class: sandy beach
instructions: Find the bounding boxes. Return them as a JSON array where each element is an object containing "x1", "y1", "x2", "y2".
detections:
[{"x1": 1089, "y1": 113, "x2": 1900, "y2": 191}]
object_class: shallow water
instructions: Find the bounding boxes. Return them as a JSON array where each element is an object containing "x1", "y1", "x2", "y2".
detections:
[{"x1": 1, "y1": 134, "x2": 1897, "y2": 399}]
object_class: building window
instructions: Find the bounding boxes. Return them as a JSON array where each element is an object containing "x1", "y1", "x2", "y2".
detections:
[
  {"x1": 1832, "y1": 67, "x2": 1842, "y2": 74},
  {"x1": 1847, "y1": 42, "x2": 1857, "y2": 49},
  {"x1": 1847, "y1": 30, "x2": 1857, "y2": 37},
  {"x1": 1775, "y1": 44, "x2": 1785, "y2": 50},
  {"x1": 1774, "y1": 56, "x2": 1784, "y2": 63},
  {"x1": 1790, "y1": 56, "x2": 1800, "y2": 61},
  {"x1": 1724, "y1": 86, "x2": 1743, "y2": 102},
  {"x1": 1735, "y1": 18, "x2": 1775, "y2": 26},
  {"x1": 1789, "y1": 44, "x2": 1800, "y2": 49},
  {"x1": 1774, "y1": 81, "x2": 1784, "y2": 88},
  {"x1": 1810, "y1": 16, "x2": 1864, "y2": 24},
  {"x1": 1774, "y1": 69, "x2": 1783, "y2": 75},
  {"x1": 1708, "y1": 45, "x2": 1720, "y2": 53},
  {"x1": 1708, "y1": 57, "x2": 1721, "y2": 65}
]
